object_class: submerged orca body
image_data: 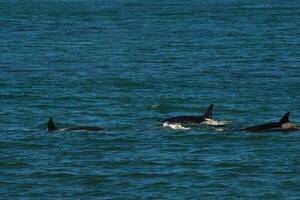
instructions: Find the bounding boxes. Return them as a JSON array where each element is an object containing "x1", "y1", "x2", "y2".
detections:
[
  {"x1": 47, "y1": 117, "x2": 104, "y2": 132},
  {"x1": 161, "y1": 104, "x2": 217, "y2": 125},
  {"x1": 241, "y1": 112, "x2": 300, "y2": 132}
]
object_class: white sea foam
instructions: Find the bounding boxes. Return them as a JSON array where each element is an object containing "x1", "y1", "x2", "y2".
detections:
[
  {"x1": 201, "y1": 119, "x2": 231, "y2": 126},
  {"x1": 215, "y1": 127, "x2": 225, "y2": 132},
  {"x1": 163, "y1": 122, "x2": 191, "y2": 130}
]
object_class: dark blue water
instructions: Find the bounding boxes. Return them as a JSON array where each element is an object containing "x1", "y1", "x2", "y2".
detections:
[{"x1": 1, "y1": 1, "x2": 300, "y2": 199}]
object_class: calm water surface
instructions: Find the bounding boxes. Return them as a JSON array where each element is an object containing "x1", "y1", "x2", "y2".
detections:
[{"x1": 0, "y1": 0, "x2": 300, "y2": 199}]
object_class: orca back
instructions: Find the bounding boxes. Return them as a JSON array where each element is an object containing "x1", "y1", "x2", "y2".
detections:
[
  {"x1": 241, "y1": 112, "x2": 292, "y2": 132},
  {"x1": 63, "y1": 126, "x2": 104, "y2": 131}
]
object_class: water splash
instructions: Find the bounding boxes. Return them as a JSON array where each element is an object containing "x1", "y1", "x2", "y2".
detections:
[
  {"x1": 202, "y1": 119, "x2": 231, "y2": 126},
  {"x1": 162, "y1": 122, "x2": 191, "y2": 130}
]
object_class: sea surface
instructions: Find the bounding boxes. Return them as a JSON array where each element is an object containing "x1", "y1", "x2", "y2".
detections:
[{"x1": 1, "y1": 0, "x2": 300, "y2": 199}]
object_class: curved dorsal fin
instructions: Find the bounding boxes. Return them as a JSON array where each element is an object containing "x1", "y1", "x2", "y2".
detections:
[
  {"x1": 279, "y1": 112, "x2": 290, "y2": 124},
  {"x1": 203, "y1": 104, "x2": 213, "y2": 119},
  {"x1": 48, "y1": 117, "x2": 57, "y2": 131}
]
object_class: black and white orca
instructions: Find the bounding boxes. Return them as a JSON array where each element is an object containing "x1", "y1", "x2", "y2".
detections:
[
  {"x1": 241, "y1": 112, "x2": 300, "y2": 132},
  {"x1": 161, "y1": 104, "x2": 223, "y2": 126},
  {"x1": 47, "y1": 117, "x2": 104, "y2": 132}
]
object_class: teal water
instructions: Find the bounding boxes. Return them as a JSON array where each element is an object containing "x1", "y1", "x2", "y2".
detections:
[{"x1": 1, "y1": 1, "x2": 300, "y2": 199}]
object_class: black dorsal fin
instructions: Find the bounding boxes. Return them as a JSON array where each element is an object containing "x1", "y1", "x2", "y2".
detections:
[
  {"x1": 48, "y1": 117, "x2": 57, "y2": 131},
  {"x1": 279, "y1": 112, "x2": 290, "y2": 124},
  {"x1": 203, "y1": 104, "x2": 213, "y2": 119}
]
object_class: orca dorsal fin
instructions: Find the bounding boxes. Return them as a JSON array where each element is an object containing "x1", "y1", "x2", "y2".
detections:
[
  {"x1": 203, "y1": 104, "x2": 213, "y2": 119},
  {"x1": 279, "y1": 112, "x2": 290, "y2": 124},
  {"x1": 48, "y1": 117, "x2": 57, "y2": 131}
]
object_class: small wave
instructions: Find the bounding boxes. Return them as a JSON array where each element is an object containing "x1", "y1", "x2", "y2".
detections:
[
  {"x1": 162, "y1": 122, "x2": 190, "y2": 130},
  {"x1": 202, "y1": 119, "x2": 231, "y2": 126},
  {"x1": 215, "y1": 128, "x2": 225, "y2": 132}
]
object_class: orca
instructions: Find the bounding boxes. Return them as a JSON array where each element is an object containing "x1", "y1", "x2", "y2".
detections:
[
  {"x1": 161, "y1": 104, "x2": 223, "y2": 126},
  {"x1": 47, "y1": 117, "x2": 104, "y2": 132},
  {"x1": 241, "y1": 112, "x2": 300, "y2": 132}
]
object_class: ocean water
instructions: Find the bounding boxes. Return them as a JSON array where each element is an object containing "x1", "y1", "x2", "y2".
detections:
[{"x1": 0, "y1": 0, "x2": 300, "y2": 199}]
